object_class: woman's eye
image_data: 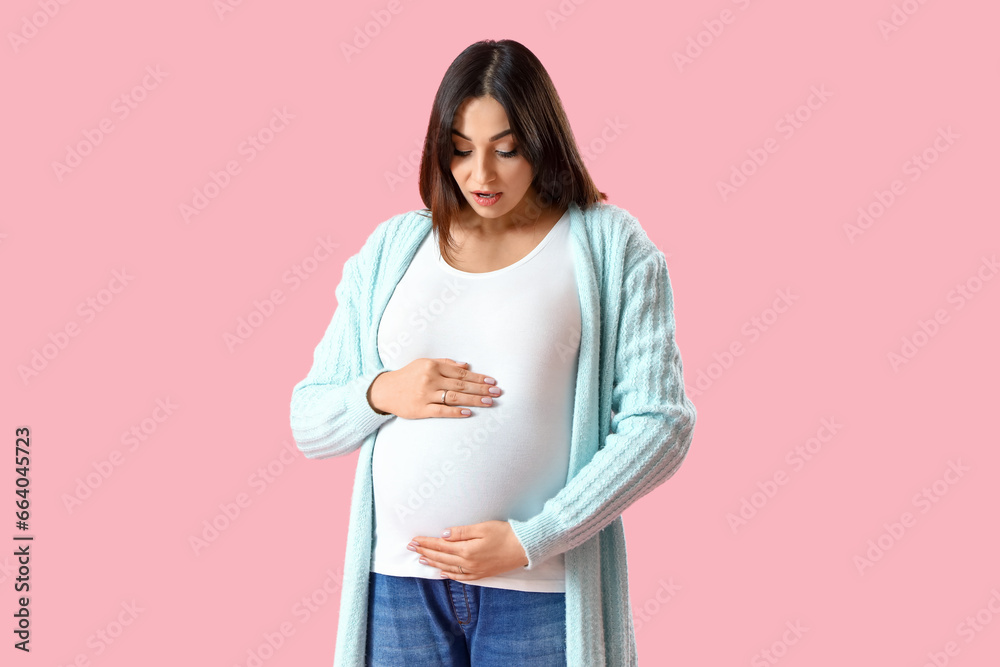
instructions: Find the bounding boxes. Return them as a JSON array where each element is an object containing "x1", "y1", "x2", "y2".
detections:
[{"x1": 452, "y1": 148, "x2": 519, "y2": 158}]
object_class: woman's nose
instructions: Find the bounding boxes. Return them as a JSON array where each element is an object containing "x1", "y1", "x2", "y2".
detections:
[{"x1": 472, "y1": 155, "x2": 495, "y2": 185}]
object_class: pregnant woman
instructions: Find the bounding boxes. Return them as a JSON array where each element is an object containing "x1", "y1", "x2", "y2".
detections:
[{"x1": 290, "y1": 39, "x2": 697, "y2": 667}]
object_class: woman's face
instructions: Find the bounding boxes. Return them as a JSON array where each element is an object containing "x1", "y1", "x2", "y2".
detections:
[{"x1": 449, "y1": 95, "x2": 535, "y2": 220}]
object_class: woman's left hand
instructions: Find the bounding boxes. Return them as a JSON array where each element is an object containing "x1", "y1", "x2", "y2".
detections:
[{"x1": 408, "y1": 520, "x2": 529, "y2": 581}]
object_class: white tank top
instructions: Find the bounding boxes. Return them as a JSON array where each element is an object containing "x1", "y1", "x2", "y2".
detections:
[{"x1": 370, "y1": 208, "x2": 580, "y2": 592}]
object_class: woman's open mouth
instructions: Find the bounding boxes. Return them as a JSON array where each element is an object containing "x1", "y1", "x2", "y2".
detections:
[{"x1": 472, "y1": 191, "x2": 502, "y2": 206}]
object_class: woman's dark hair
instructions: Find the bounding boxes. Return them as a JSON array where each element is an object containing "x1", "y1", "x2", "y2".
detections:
[{"x1": 418, "y1": 39, "x2": 607, "y2": 263}]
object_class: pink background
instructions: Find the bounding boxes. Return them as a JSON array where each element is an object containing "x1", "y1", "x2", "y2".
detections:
[{"x1": 4, "y1": 1, "x2": 999, "y2": 665}]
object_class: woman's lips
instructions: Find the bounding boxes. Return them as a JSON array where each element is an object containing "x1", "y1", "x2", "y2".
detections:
[{"x1": 472, "y1": 191, "x2": 502, "y2": 206}]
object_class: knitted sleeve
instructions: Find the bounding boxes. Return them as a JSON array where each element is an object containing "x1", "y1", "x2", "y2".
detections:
[
  {"x1": 508, "y1": 247, "x2": 697, "y2": 569},
  {"x1": 289, "y1": 246, "x2": 395, "y2": 460}
]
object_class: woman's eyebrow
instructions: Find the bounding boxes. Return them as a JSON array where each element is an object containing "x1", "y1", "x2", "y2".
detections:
[{"x1": 451, "y1": 128, "x2": 512, "y2": 142}]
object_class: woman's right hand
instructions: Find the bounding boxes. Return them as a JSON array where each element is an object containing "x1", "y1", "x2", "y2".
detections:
[{"x1": 367, "y1": 358, "x2": 501, "y2": 419}]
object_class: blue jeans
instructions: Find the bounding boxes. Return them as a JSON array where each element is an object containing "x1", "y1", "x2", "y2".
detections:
[{"x1": 365, "y1": 571, "x2": 567, "y2": 666}]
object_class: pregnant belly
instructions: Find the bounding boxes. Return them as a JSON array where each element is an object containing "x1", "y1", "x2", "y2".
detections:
[{"x1": 371, "y1": 408, "x2": 570, "y2": 532}]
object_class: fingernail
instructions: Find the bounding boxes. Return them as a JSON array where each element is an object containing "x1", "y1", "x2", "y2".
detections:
[
  {"x1": 488, "y1": 387, "x2": 500, "y2": 395},
  {"x1": 481, "y1": 397, "x2": 492, "y2": 405},
  {"x1": 484, "y1": 377, "x2": 496, "y2": 385},
  {"x1": 407, "y1": 543, "x2": 417, "y2": 551},
  {"x1": 441, "y1": 529, "x2": 451, "y2": 538},
  {"x1": 455, "y1": 360, "x2": 465, "y2": 365},
  {"x1": 460, "y1": 409, "x2": 471, "y2": 416}
]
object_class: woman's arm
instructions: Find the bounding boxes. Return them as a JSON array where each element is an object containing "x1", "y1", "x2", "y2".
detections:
[
  {"x1": 289, "y1": 249, "x2": 396, "y2": 460},
  {"x1": 508, "y1": 247, "x2": 697, "y2": 568}
]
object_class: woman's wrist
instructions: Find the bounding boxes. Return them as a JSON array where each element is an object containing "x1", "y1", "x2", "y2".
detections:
[{"x1": 366, "y1": 370, "x2": 392, "y2": 415}]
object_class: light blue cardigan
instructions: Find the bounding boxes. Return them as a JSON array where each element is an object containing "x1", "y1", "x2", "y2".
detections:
[{"x1": 289, "y1": 200, "x2": 697, "y2": 666}]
